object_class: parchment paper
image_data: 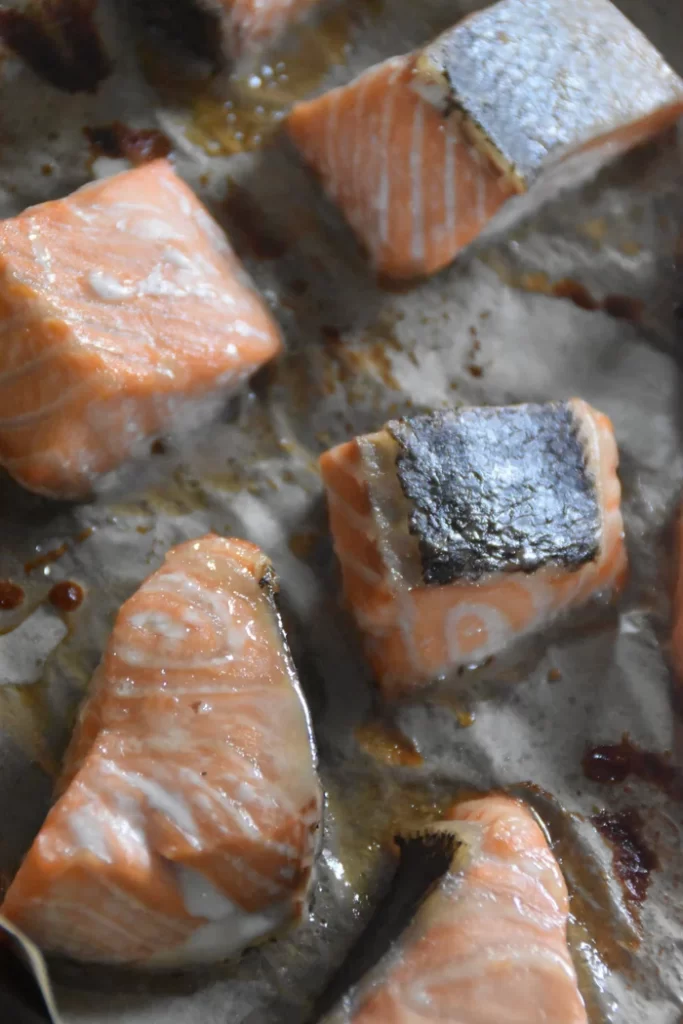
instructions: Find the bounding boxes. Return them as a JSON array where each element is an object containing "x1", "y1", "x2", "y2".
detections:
[{"x1": 0, "y1": 1, "x2": 682, "y2": 1022}]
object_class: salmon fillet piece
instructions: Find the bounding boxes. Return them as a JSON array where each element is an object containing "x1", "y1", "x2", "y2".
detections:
[
  {"x1": 324, "y1": 795, "x2": 587, "y2": 1024},
  {"x1": 2, "y1": 535, "x2": 322, "y2": 966},
  {"x1": 320, "y1": 400, "x2": 626, "y2": 696},
  {"x1": 0, "y1": 159, "x2": 282, "y2": 499},
  {"x1": 187, "y1": 0, "x2": 322, "y2": 58},
  {"x1": 289, "y1": 0, "x2": 683, "y2": 280}
]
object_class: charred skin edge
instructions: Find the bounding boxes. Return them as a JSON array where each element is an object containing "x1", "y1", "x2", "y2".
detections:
[
  {"x1": 388, "y1": 403, "x2": 601, "y2": 586},
  {"x1": 132, "y1": 0, "x2": 223, "y2": 64},
  {"x1": 306, "y1": 829, "x2": 460, "y2": 1023},
  {"x1": 412, "y1": 51, "x2": 528, "y2": 194},
  {"x1": 0, "y1": 0, "x2": 112, "y2": 94}
]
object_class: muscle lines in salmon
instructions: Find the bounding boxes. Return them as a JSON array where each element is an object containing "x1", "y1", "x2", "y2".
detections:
[
  {"x1": 2, "y1": 536, "x2": 322, "y2": 966},
  {"x1": 323, "y1": 795, "x2": 588, "y2": 1024},
  {"x1": 289, "y1": 0, "x2": 683, "y2": 279},
  {"x1": 320, "y1": 400, "x2": 626, "y2": 696},
  {"x1": 0, "y1": 159, "x2": 281, "y2": 499}
]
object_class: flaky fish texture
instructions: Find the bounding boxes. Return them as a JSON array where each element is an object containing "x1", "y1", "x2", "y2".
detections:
[{"x1": 2, "y1": 535, "x2": 322, "y2": 967}]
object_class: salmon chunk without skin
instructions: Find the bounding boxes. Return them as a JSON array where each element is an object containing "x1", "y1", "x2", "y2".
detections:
[
  {"x1": 2, "y1": 536, "x2": 322, "y2": 967},
  {"x1": 195, "y1": 0, "x2": 322, "y2": 57},
  {"x1": 324, "y1": 795, "x2": 587, "y2": 1024},
  {"x1": 288, "y1": 0, "x2": 683, "y2": 279},
  {"x1": 320, "y1": 399, "x2": 626, "y2": 696},
  {"x1": 0, "y1": 159, "x2": 281, "y2": 499}
]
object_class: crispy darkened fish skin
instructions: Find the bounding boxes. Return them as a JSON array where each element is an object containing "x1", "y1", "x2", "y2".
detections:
[
  {"x1": 413, "y1": 0, "x2": 683, "y2": 189},
  {"x1": 389, "y1": 403, "x2": 601, "y2": 586}
]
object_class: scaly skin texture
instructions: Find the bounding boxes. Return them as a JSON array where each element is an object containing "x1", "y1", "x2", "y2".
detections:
[{"x1": 320, "y1": 399, "x2": 627, "y2": 695}]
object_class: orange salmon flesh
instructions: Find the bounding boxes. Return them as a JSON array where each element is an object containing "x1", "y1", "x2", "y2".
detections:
[
  {"x1": 2, "y1": 535, "x2": 322, "y2": 967},
  {"x1": 288, "y1": 0, "x2": 683, "y2": 281},
  {"x1": 0, "y1": 159, "x2": 282, "y2": 499},
  {"x1": 320, "y1": 399, "x2": 627, "y2": 697},
  {"x1": 325, "y1": 795, "x2": 587, "y2": 1023}
]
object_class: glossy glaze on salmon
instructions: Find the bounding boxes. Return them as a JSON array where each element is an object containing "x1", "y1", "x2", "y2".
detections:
[
  {"x1": 0, "y1": 159, "x2": 282, "y2": 499},
  {"x1": 324, "y1": 795, "x2": 587, "y2": 1024},
  {"x1": 289, "y1": 0, "x2": 683, "y2": 280},
  {"x1": 2, "y1": 535, "x2": 322, "y2": 966},
  {"x1": 320, "y1": 400, "x2": 626, "y2": 696}
]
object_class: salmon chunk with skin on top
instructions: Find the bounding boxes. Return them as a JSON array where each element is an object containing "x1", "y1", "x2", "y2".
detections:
[
  {"x1": 2, "y1": 535, "x2": 322, "y2": 967},
  {"x1": 288, "y1": 0, "x2": 683, "y2": 280},
  {"x1": 323, "y1": 795, "x2": 587, "y2": 1024},
  {"x1": 321, "y1": 400, "x2": 626, "y2": 696},
  {"x1": 0, "y1": 158, "x2": 281, "y2": 500}
]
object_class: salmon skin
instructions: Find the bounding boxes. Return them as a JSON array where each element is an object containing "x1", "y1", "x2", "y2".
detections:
[
  {"x1": 320, "y1": 399, "x2": 626, "y2": 696},
  {"x1": 321, "y1": 795, "x2": 588, "y2": 1024},
  {"x1": 671, "y1": 510, "x2": 683, "y2": 686},
  {"x1": 2, "y1": 535, "x2": 322, "y2": 967},
  {"x1": 0, "y1": 158, "x2": 282, "y2": 500},
  {"x1": 288, "y1": 0, "x2": 683, "y2": 280}
]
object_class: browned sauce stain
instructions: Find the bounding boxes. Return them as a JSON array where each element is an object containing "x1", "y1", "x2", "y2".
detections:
[
  {"x1": 591, "y1": 810, "x2": 658, "y2": 908},
  {"x1": 602, "y1": 294, "x2": 644, "y2": 323},
  {"x1": 84, "y1": 121, "x2": 172, "y2": 166},
  {"x1": 24, "y1": 542, "x2": 68, "y2": 575},
  {"x1": 288, "y1": 530, "x2": 319, "y2": 560},
  {"x1": 467, "y1": 364, "x2": 484, "y2": 378},
  {"x1": 48, "y1": 581, "x2": 84, "y2": 613},
  {"x1": 552, "y1": 278, "x2": 600, "y2": 311},
  {"x1": 24, "y1": 527, "x2": 94, "y2": 575},
  {"x1": 582, "y1": 735, "x2": 682, "y2": 799},
  {"x1": 355, "y1": 721, "x2": 424, "y2": 768},
  {"x1": 185, "y1": 2, "x2": 383, "y2": 156},
  {"x1": 222, "y1": 179, "x2": 288, "y2": 260},
  {"x1": 150, "y1": 438, "x2": 167, "y2": 455},
  {"x1": 547, "y1": 666, "x2": 563, "y2": 683},
  {"x1": 0, "y1": 0, "x2": 111, "y2": 93},
  {"x1": 0, "y1": 581, "x2": 24, "y2": 611}
]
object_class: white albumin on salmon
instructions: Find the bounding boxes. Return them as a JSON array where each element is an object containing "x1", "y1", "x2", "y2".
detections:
[
  {"x1": 1, "y1": 535, "x2": 322, "y2": 967},
  {"x1": 320, "y1": 399, "x2": 626, "y2": 697},
  {"x1": 323, "y1": 795, "x2": 588, "y2": 1024},
  {"x1": 0, "y1": 158, "x2": 282, "y2": 500},
  {"x1": 288, "y1": 0, "x2": 683, "y2": 280}
]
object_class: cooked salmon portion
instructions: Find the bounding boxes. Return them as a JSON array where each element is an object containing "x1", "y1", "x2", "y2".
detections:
[
  {"x1": 325, "y1": 795, "x2": 587, "y2": 1024},
  {"x1": 288, "y1": 55, "x2": 515, "y2": 280},
  {"x1": 186, "y1": 0, "x2": 322, "y2": 58},
  {"x1": 2, "y1": 536, "x2": 322, "y2": 967},
  {"x1": 0, "y1": 159, "x2": 282, "y2": 499},
  {"x1": 289, "y1": 0, "x2": 683, "y2": 280},
  {"x1": 320, "y1": 400, "x2": 626, "y2": 696}
]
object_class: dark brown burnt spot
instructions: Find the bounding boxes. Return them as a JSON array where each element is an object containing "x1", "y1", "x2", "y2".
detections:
[
  {"x1": 222, "y1": 180, "x2": 288, "y2": 261},
  {"x1": 582, "y1": 735, "x2": 682, "y2": 799},
  {"x1": 24, "y1": 542, "x2": 68, "y2": 575},
  {"x1": 84, "y1": 122, "x2": 172, "y2": 166},
  {"x1": 0, "y1": 581, "x2": 24, "y2": 610},
  {"x1": 0, "y1": 0, "x2": 111, "y2": 94},
  {"x1": 552, "y1": 279, "x2": 600, "y2": 311},
  {"x1": 48, "y1": 580, "x2": 84, "y2": 612},
  {"x1": 592, "y1": 810, "x2": 658, "y2": 906},
  {"x1": 602, "y1": 294, "x2": 644, "y2": 323}
]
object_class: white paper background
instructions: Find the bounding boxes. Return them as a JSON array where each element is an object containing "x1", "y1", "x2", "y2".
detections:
[{"x1": 0, "y1": 1, "x2": 681, "y2": 1021}]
